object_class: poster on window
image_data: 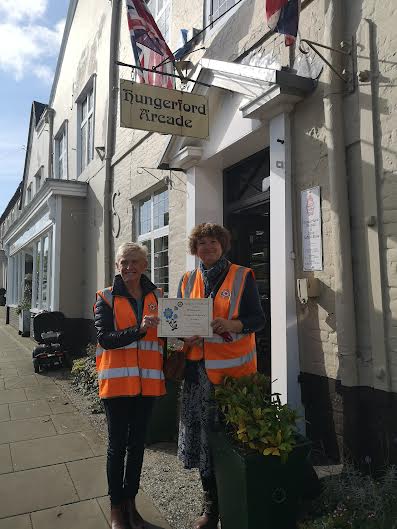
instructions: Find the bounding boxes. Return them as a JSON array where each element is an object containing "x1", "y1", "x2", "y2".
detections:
[{"x1": 301, "y1": 186, "x2": 323, "y2": 271}]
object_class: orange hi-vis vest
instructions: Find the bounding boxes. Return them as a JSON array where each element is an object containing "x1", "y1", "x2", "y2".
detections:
[
  {"x1": 95, "y1": 287, "x2": 165, "y2": 399},
  {"x1": 180, "y1": 263, "x2": 257, "y2": 385}
]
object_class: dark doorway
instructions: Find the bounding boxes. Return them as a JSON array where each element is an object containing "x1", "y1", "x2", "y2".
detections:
[{"x1": 223, "y1": 149, "x2": 271, "y2": 376}]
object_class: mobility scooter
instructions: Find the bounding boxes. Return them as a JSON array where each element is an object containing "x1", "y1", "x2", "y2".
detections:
[{"x1": 32, "y1": 311, "x2": 67, "y2": 373}]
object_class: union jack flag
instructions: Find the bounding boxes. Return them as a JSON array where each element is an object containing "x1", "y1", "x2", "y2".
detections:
[
  {"x1": 125, "y1": 0, "x2": 174, "y2": 88},
  {"x1": 266, "y1": 0, "x2": 300, "y2": 46}
]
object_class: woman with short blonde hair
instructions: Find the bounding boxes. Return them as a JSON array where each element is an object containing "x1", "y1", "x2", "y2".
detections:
[{"x1": 94, "y1": 242, "x2": 164, "y2": 529}]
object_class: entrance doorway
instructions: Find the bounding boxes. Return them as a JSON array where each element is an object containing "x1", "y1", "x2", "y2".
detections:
[{"x1": 223, "y1": 149, "x2": 271, "y2": 376}]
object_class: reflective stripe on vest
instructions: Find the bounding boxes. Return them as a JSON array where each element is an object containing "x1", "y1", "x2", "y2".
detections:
[
  {"x1": 180, "y1": 264, "x2": 257, "y2": 384},
  {"x1": 97, "y1": 367, "x2": 165, "y2": 381},
  {"x1": 95, "y1": 288, "x2": 165, "y2": 398},
  {"x1": 98, "y1": 367, "x2": 140, "y2": 380},
  {"x1": 205, "y1": 349, "x2": 256, "y2": 370},
  {"x1": 98, "y1": 287, "x2": 113, "y2": 307},
  {"x1": 183, "y1": 270, "x2": 197, "y2": 298},
  {"x1": 97, "y1": 341, "x2": 163, "y2": 355}
]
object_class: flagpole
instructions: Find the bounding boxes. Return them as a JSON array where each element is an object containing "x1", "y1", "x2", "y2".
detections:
[{"x1": 115, "y1": 61, "x2": 213, "y2": 88}]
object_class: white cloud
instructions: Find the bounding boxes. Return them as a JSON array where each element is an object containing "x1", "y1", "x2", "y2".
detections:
[
  {"x1": 0, "y1": 0, "x2": 47, "y2": 22},
  {"x1": 35, "y1": 64, "x2": 54, "y2": 84},
  {"x1": 0, "y1": 17, "x2": 65, "y2": 83}
]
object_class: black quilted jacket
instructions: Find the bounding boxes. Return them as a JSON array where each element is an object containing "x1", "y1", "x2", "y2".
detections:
[{"x1": 94, "y1": 274, "x2": 157, "y2": 350}]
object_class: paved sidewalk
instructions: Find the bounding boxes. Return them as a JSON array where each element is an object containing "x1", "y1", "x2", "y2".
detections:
[{"x1": 0, "y1": 310, "x2": 172, "y2": 529}]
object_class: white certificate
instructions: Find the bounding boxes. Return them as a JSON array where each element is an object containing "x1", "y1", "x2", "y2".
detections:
[{"x1": 157, "y1": 298, "x2": 213, "y2": 338}]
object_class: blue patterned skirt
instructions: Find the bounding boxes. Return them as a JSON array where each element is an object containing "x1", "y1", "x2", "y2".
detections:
[{"x1": 177, "y1": 360, "x2": 218, "y2": 479}]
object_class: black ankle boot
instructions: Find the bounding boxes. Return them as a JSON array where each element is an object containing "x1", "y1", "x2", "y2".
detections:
[{"x1": 193, "y1": 489, "x2": 219, "y2": 529}]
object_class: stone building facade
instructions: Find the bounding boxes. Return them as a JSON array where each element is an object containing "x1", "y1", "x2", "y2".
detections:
[{"x1": 0, "y1": 0, "x2": 396, "y2": 466}]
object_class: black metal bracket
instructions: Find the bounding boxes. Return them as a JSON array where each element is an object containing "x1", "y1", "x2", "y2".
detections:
[{"x1": 299, "y1": 38, "x2": 353, "y2": 85}]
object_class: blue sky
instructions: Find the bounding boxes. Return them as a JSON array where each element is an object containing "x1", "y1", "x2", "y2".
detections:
[{"x1": 0, "y1": 0, "x2": 70, "y2": 215}]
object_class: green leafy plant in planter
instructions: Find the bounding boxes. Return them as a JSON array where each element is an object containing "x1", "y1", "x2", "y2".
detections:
[
  {"x1": 16, "y1": 274, "x2": 32, "y2": 315},
  {"x1": 215, "y1": 373, "x2": 299, "y2": 462},
  {"x1": 211, "y1": 373, "x2": 318, "y2": 529},
  {"x1": 16, "y1": 298, "x2": 32, "y2": 315}
]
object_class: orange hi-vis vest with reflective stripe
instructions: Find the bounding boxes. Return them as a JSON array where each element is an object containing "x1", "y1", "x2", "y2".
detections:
[
  {"x1": 180, "y1": 263, "x2": 257, "y2": 385},
  {"x1": 95, "y1": 287, "x2": 165, "y2": 398}
]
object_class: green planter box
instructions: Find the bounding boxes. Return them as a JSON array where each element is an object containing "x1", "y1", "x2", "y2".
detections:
[
  {"x1": 210, "y1": 429, "x2": 314, "y2": 529},
  {"x1": 145, "y1": 381, "x2": 179, "y2": 445}
]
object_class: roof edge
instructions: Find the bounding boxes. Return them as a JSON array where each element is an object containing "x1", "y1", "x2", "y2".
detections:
[
  {"x1": 49, "y1": 0, "x2": 79, "y2": 106},
  {"x1": 0, "y1": 182, "x2": 23, "y2": 225}
]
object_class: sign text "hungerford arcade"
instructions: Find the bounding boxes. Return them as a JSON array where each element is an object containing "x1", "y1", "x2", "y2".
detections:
[{"x1": 120, "y1": 79, "x2": 209, "y2": 139}]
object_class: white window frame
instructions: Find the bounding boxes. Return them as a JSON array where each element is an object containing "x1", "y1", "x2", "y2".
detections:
[
  {"x1": 205, "y1": 0, "x2": 240, "y2": 34},
  {"x1": 26, "y1": 184, "x2": 32, "y2": 205},
  {"x1": 77, "y1": 76, "x2": 96, "y2": 176},
  {"x1": 54, "y1": 122, "x2": 68, "y2": 179},
  {"x1": 147, "y1": 0, "x2": 171, "y2": 43},
  {"x1": 136, "y1": 189, "x2": 169, "y2": 295},
  {"x1": 33, "y1": 166, "x2": 44, "y2": 194},
  {"x1": 32, "y1": 231, "x2": 52, "y2": 311},
  {"x1": 9, "y1": 252, "x2": 23, "y2": 305}
]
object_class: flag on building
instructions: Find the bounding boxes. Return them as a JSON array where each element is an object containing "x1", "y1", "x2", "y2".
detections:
[
  {"x1": 174, "y1": 29, "x2": 192, "y2": 60},
  {"x1": 266, "y1": 0, "x2": 300, "y2": 46},
  {"x1": 125, "y1": 0, "x2": 175, "y2": 88}
]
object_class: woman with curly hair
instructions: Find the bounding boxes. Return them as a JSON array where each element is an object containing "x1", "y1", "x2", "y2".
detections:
[{"x1": 177, "y1": 223, "x2": 266, "y2": 529}]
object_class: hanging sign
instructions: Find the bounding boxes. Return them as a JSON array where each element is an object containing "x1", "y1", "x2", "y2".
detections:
[
  {"x1": 301, "y1": 186, "x2": 323, "y2": 271},
  {"x1": 120, "y1": 79, "x2": 209, "y2": 139}
]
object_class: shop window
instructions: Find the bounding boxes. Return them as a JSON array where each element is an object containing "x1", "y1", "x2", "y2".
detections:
[
  {"x1": 54, "y1": 124, "x2": 68, "y2": 179},
  {"x1": 147, "y1": 0, "x2": 171, "y2": 43},
  {"x1": 32, "y1": 233, "x2": 51, "y2": 310},
  {"x1": 77, "y1": 79, "x2": 95, "y2": 175},
  {"x1": 137, "y1": 189, "x2": 169, "y2": 296}
]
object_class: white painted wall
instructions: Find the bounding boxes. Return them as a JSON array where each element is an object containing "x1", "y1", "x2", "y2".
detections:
[{"x1": 24, "y1": 116, "x2": 49, "y2": 205}]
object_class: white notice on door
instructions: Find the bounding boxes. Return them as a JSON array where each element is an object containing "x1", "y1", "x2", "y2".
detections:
[{"x1": 301, "y1": 186, "x2": 323, "y2": 271}]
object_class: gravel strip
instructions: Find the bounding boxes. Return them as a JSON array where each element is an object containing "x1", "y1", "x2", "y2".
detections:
[{"x1": 50, "y1": 365, "x2": 202, "y2": 529}]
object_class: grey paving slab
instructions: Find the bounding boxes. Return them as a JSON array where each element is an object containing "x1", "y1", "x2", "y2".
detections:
[
  {"x1": 11, "y1": 432, "x2": 94, "y2": 471},
  {"x1": 0, "y1": 380, "x2": 4, "y2": 390},
  {"x1": 47, "y1": 396, "x2": 75, "y2": 414},
  {"x1": 0, "y1": 416, "x2": 56, "y2": 444},
  {"x1": 0, "y1": 367, "x2": 18, "y2": 377},
  {"x1": 0, "y1": 389, "x2": 26, "y2": 405},
  {"x1": 0, "y1": 445, "x2": 12, "y2": 474},
  {"x1": 80, "y1": 429, "x2": 107, "y2": 456},
  {"x1": 0, "y1": 404, "x2": 9, "y2": 422},
  {"x1": 0, "y1": 514, "x2": 31, "y2": 529},
  {"x1": 50, "y1": 413, "x2": 91, "y2": 434},
  {"x1": 0, "y1": 464, "x2": 78, "y2": 518},
  {"x1": 97, "y1": 491, "x2": 172, "y2": 529},
  {"x1": 35, "y1": 375, "x2": 58, "y2": 386},
  {"x1": 67, "y1": 456, "x2": 107, "y2": 500},
  {"x1": 4, "y1": 375, "x2": 38, "y2": 390},
  {"x1": 31, "y1": 499, "x2": 109, "y2": 529},
  {"x1": 24, "y1": 384, "x2": 62, "y2": 400},
  {"x1": 0, "y1": 360, "x2": 16, "y2": 367},
  {"x1": 9, "y1": 399, "x2": 52, "y2": 420},
  {"x1": 15, "y1": 365, "x2": 35, "y2": 376}
]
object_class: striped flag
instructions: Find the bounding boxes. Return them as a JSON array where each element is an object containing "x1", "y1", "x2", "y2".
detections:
[
  {"x1": 125, "y1": 0, "x2": 174, "y2": 88},
  {"x1": 266, "y1": 0, "x2": 300, "y2": 46}
]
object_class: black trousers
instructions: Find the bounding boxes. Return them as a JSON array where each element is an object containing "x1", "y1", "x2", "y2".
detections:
[{"x1": 102, "y1": 396, "x2": 154, "y2": 505}]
